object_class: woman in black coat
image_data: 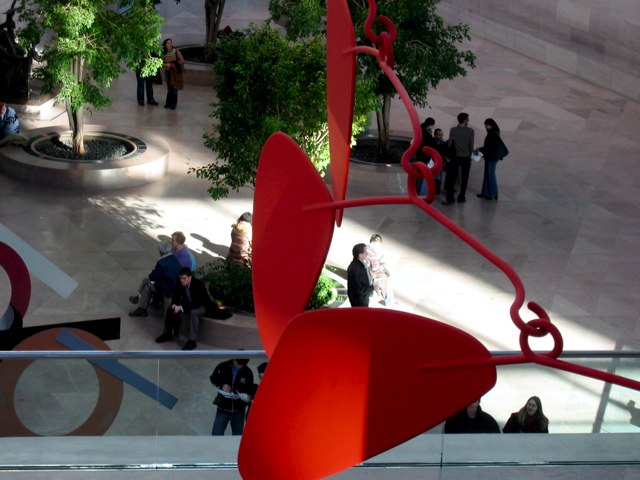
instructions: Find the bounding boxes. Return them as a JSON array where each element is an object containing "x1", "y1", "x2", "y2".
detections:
[{"x1": 477, "y1": 118, "x2": 506, "y2": 201}]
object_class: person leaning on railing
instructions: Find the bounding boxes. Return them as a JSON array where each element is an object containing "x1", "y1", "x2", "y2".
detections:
[{"x1": 503, "y1": 396, "x2": 549, "y2": 433}]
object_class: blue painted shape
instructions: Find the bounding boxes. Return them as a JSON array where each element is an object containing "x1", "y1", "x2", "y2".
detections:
[
  {"x1": 56, "y1": 329, "x2": 178, "y2": 410},
  {"x1": 0, "y1": 223, "x2": 78, "y2": 299}
]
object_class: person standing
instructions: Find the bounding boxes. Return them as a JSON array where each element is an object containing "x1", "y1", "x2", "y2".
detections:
[
  {"x1": 444, "y1": 398, "x2": 500, "y2": 433},
  {"x1": 347, "y1": 243, "x2": 373, "y2": 307},
  {"x1": 476, "y1": 118, "x2": 507, "y2": 201},
  {"x1": 210, "y1": 358, "x2": 254, "y2": 435},
  {"x1": 365, "y1": 234, "x2": 397, "y2": 306},
  {"x1": 442, "y1": 112, "x2": 474, "y2": 205},
  {"x1": 416, "y1": 117, "x2": 436, "y2": 196},
  {"x1": 503, "y1": 396, "x2": 549, "y2": 433},
  {"x1": 433, "y1": 128, "x2": 447, "y2": 195},
  {"x1": 135, "y1": 67, "x2": 159, "y2": 106},
  {"x1": 161, "y1": 38, "x2": 184, "y2": 110}
]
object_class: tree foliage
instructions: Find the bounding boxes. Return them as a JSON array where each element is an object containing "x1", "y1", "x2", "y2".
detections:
[
  {"x1": 17, "y1": 0, "x2": 164, "y2": 155},
  {"x1": 193, "y1": 22, "x2": 374, "y2": 200},
  {"x1": 269, "y1": 0, "x2": 476, "y2": 159}
]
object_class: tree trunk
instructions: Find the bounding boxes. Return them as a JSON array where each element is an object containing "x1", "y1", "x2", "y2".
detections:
[
  {"x1": 375, "y1": 91, "x2": 392, "y2": 160},
  {"x1": 205, "y1": 0, "x2": 226, "y2": 63},
  {"x1": 68, "y1": 55, "x2": 85, "y2": 156}
]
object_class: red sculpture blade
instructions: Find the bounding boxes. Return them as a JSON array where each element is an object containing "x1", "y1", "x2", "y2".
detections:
[
  {"x1": 252, "y1": 133, "x2": 336, "y2": 356},
  {"x1": 0, "y1": 242, "x2": 31, "y2": 326},
  {"x1": 327, "y1": 0, "x2": 356, "y2": 226},
  {"x1": 239, "y1": 308, "x2": 496, "y2": 479}
]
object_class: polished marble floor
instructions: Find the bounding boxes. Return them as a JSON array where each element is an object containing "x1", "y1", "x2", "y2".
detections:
[{"x1": 1, "y1": 0, "x2": 640, "y2": 461}]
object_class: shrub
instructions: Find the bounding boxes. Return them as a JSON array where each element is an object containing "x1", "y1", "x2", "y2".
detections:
[{"x1": 199, "y1": 258, "x2": 339, "y2": 312}]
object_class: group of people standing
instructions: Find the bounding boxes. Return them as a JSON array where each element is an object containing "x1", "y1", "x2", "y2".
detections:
[
  {"x1": 135, "y1": 38, "x2": 185, "y2": 109},
  {"x1": 444, "y1": 396, "x2": 550, "y2": 434},
  {"x1": 417, "y1": 112, "x2": 509, "y2": 204}
]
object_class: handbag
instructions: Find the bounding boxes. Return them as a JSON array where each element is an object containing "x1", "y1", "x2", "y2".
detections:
[{"x1": 495, "y1": 139, "x2": 509, "y2": 160}]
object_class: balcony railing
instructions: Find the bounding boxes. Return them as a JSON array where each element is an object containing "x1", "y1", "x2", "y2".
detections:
[{"x1": 0, "y1": 349, "x2": 638, "y2": 471}]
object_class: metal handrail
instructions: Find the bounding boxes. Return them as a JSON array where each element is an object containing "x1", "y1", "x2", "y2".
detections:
[{"x1": 0, "y1": 350, "x2": 639, "y2": 359}]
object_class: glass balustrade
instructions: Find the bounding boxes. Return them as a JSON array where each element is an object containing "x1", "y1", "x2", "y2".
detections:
[{"x1": 0, "y1": 350, "x2": 638, "y2": 470}]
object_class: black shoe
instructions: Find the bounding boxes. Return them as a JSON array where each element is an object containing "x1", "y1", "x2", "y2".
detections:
[
  {"x1": 164, "y1": 104, "x2": 169, "y2": 108},
  {"x1": 148, "y1": 100, "x2": 159, "y2": 106},
  {"x1": 129, "y1": 307, "x2": 148, "y2": 317},
  {"x1": 182, "y1": 340, "x2": 197, "y2": 351},
  {"x1": 170, "y1": 106, "x2": 176, "y2": 110},
  {"x1": 457, "y1": 196, "x2": 466, "y2": 203},
  {"x1": 155, "y1": 333, "x2": 173, "y2": 343},
  {"x1": 441, "y1": 200, "x2": 454, "y2": 206},
  {"x1": 477, "y1": 194, "x2": 485, "y2": 198},
  {"x1": 138, "y1": 101, "x2": 144, "y2": 106},
  {"x1": 129, "y1": 295, "x2": 139, "y2": 304}
]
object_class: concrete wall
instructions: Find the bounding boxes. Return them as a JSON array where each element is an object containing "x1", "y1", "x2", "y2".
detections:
[{"x1": 438, "y1": 0, "x2": 640, "y2": 101}]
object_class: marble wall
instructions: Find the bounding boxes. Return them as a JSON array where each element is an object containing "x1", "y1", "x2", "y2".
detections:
[{"x1": 439, "y1": 0, "x2": 640, "y2": 101}]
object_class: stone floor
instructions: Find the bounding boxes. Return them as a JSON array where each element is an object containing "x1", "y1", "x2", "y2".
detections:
[{"x1": 1, "y1": 0, "x2": 640, "y2": 476}]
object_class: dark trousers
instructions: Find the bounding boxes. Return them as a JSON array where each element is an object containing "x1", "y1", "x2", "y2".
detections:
[
  {"x1": 135, "y1": 69, "x2": 155, "y2": 104},
  {"x1": 212, "y1": 408, "x2": 246, "y2": 435},
  {"x1": 444, "y1": 156, "x2": 471, "y2": 202},
  {"x1": 164, "y1": 71, "x2": 178, "y2": 108},
  {"x1": 163, "y1": 307, "x2": 181, "y2": 337}
]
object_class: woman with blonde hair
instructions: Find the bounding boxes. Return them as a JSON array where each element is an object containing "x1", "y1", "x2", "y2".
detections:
[{"x1": 503, "y1": 396, "x2": 549, "y2": 433}]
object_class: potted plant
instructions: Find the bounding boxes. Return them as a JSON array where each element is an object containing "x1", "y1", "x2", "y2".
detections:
[
  {"x1": 268, "y1": 0, "x2": 476, "y2": 162},
  {"x1": 17, "y1": 0, "x2": 164, "y2": 157},
  {"x1": 191, "y1": 22, "x2": 374, "y2": 200}
]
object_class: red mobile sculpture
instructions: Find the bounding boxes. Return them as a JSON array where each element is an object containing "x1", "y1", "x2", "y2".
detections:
[{"x1": 240, "y1": 0, "x2": 640, "y2": 478}]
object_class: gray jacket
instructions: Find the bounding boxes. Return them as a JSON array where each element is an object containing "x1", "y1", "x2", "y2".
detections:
[{"x1": 448, "y1": 125, "x2": 474, "y2": 157}]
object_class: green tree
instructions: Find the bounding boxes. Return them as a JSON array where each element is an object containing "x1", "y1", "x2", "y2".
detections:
[
  {"x1": 18, "y1": 0, "x2": 164, "y2": 156},
  {"x1": 192, "y1": 22, "x2": 374, "y2": 200},
  {"x1": 269, "y1": 0, "x2": 476, "y2": 160}
]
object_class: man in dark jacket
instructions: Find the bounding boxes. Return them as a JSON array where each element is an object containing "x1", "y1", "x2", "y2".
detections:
[
  {"x1": 155, "y1": 267, "x2": 216, "y2": 350},
  {"x1": 210, "y1": 358, "x2": 254, "y2": 435},
  {"x1": 129, "y1": 239, "x2": 181, "y2": 317},
  {"x1": 442, "y1": 112, "x2": 475, "y2": 205},
  {"x1": 347, "y1": 243, "x2": 372, "y2": 307},
  {"x1": 444, "y1": 398, "x2": 500, "y2": 433}
]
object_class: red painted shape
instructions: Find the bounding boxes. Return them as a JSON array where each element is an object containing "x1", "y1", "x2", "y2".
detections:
[
  {"x1": 326, "y1": 0, "x2": 356, "y2": 226},
  {"x1": 252, "y1": 133, "x2": 336, "y2": 356},
  {"x1": 239, "y1": 308, "x2": 496, "y2": 480},
  {"x1": 0, "y1": 242, "x2": 31, "y2": 324}
]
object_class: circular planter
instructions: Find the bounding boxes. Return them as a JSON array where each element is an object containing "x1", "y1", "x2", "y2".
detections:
[
  {"x1": 177, "y1": 44, "x2": 218, "y2": 88},
  {"x1": 350, "y1": 133, "x2": 411, "y2": 165},
  {"x1": 0, "y1": 126, "x2": 170, "y2": 190}
]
